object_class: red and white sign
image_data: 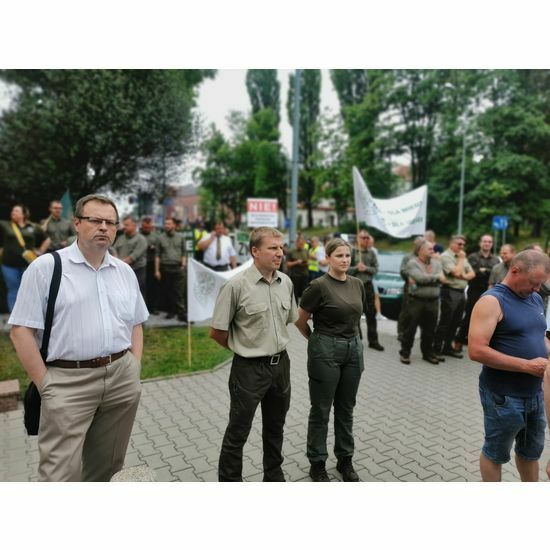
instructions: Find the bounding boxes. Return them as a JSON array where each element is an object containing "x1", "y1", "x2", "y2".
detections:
[{"x1": 247, "y1": 198, "x2": 278, "y2": 228}]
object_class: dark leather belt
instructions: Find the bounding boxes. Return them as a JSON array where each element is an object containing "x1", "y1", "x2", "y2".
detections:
[
  {"x1": 46, "y1": 349, "x2": 129, "y2": 369},
  {"x1": 236, "y1": 350, "x2": 286, "y2": 366}
]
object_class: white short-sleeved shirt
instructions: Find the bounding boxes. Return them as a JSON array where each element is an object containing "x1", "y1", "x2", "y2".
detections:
[
  {"x1": 200, "y1": 234, "x2": 236, "y2": 267},
  {"x1": 8, "y1": 241, "x2": 149, "y2": 361}
]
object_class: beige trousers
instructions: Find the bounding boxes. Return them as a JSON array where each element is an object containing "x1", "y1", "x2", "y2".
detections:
[{"x1": 37, "y1": 351, "x2": 142, "y2": 482}]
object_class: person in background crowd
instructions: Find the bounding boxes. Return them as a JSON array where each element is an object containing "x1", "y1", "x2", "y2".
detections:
[
  {"x1": 308, "y1": 236, "x2": 323, "y2": 281},
  {"x1": 397, "y1": 236, "x2": 425, "y2": 342},
  {"x1": 193, "y1": 218, "x2": 209, "y2": 262},
  {"x1": 469, "y1": 250, "x2": 550, "y2": 482},
  {"x1": 140, "y1": 216, "x2": 160, "y2": 314},
  {"x1": 0, "y1": 204, "x2": 49, "y2": 311},
  {"x1": 488, "y1": 244, "x2": 516, "y2": 288},
  {"x1": 41, "y1": 200, "x2": 76, "y2": 251},
  {"x1": 113, "y1": 215, "x2": 148, "y2": 299},
  {"x1": 368, "y1": 235, "x2": 386, "y2": 321},
  {"x1": 295, "y1": 238, "x2": 366, "y2": 482},
  {"x1": 424, "y1": 229, "x2": 443, "y2": 256},
  {"x1": 9, "y1": 194, "x2": 147, "y2": 481},
  {"x1": 349, "y1": 230, "x2": 384, "y2": 351},
  {"x1": 399, "y1": 239, "x2": 446, "y2": 365},
  {"x1": 285, "y1": 235, "x2": 310, "y2": 301},
  {"x1": 454, "y1": 234, "x2": 499, "y2": 352},
  {"x1": 197, "y1": 221, "x2": 237, "y2": 272},
  {"x1": 319, "y1": 236, "x2": 330, "y2": 275},
  {"x1": 210, "y1": 227, "x2": 297, "y2": 482},
  {"x1": 155, "y1": 217, "x2": 187, "y2": 322},
  {"x1": 433, "y1": 234, "x2": 474, "y2": 359}
]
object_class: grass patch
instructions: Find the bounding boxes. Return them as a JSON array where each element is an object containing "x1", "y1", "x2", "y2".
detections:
[{"x1": 0, "y1": 326, "x2": 232, "y2": 396}]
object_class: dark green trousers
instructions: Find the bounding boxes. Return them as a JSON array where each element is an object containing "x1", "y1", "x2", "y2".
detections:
[{"x1": 307, "y1": 331, "x2": 364, "y2": 463}]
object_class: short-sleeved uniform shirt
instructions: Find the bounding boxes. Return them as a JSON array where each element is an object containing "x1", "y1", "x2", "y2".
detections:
[
  {"x1": 211, "y1": 263, "x2": 298, "y2": 357},
  {"x1": 114, "y1": 232, "x2": 148, "y2": 270},
  {"x1": 156, "y1": 231, "x2": 186, "y2": 266},
  {"x1": 42, "y1": 217, "x2": 76, "y2": 250},
  {"x1": 300, "y1": 273, "x2": 366, "y2": 339},
  {"x1": 439, "y1": 249, "x2": 473, "y2": 290}
]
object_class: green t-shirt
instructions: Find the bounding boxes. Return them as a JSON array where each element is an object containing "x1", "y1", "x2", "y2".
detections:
[{"x1": 300, "y1": 273, "x2": 366, "y2": 338}]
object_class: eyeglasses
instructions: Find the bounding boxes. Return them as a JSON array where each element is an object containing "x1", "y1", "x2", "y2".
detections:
[
  {"x1": 77, "y1": 216, "x2": 119, "y2": 228},
  {"x1": 456, "y1": 242, "x2": 466, "y2": 247}
]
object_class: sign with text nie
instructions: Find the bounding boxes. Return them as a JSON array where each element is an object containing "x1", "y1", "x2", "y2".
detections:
[{"x1": 247, "y1": 198, "x2": 278, "y2": 228}]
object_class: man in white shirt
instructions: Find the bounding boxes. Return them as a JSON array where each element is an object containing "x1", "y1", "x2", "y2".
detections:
[
  {"x1": 198, "y1": 221, "x2": 237, "y2": 271},
  {"x1": 9, "y1": 194, "x2": 149, "y2": 482}
]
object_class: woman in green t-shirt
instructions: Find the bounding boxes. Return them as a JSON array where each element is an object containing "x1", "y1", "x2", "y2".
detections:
[
  {"x1": 295, "y1": 238, "x2": 367, "y2": 482},
  {"x1": 0, "y1": 204, "x2": 49, "y2": 311}
]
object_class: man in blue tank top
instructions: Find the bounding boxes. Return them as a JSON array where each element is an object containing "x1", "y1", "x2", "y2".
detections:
[{"x1": 469, "y1": 250, "x2": 550, "y2": 481}]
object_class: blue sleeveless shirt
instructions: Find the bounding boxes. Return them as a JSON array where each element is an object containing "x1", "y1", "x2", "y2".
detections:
[{"x1": 478, "y1": 283, "x2": 547, "y2": 397}]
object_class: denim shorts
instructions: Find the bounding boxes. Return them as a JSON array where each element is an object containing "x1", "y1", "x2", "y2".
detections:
[{"x1": 479, "y1": 384, "x2": 546, "y2": 464}]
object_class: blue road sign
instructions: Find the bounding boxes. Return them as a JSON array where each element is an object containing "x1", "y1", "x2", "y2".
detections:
[{"x1": 492, "y1": 215, "x2": 509, "y2": 231}]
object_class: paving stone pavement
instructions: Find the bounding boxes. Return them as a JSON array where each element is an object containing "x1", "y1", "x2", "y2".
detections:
[{"x1": 1, "y1": 318, "x2": 549, "y2": 482}]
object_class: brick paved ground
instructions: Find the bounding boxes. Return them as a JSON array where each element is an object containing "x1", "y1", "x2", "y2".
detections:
[{"x1": 1, "y1": 318, "x2": 549, "y2": 482}]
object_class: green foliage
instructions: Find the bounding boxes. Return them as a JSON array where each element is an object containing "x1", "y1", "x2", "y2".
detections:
[
  {"x1": 197, "y1": 107, "x2": 288, "y2": 225},
  {"x1": 0, "y1": 69, "x2": 214, "y2": 218},
  {"x1": 0, "y1": 326, "x2": 232, "y2": 397},
  {"x1": 245, "y1": 69, "x2": 280, "y2": 124}
]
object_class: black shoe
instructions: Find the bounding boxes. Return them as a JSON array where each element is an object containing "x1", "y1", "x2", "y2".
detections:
[
  {"x1": 177, "y1": 315, "x2": 188, "y2": 323},
  {"x1": 422, "y1": 355, "x2": 439, "y2": 365},
  {"x1": 336, "y1": 456, "x2": 360, "y2": 482},
  {"x1": 399, "y1": 353, "x2": 411, "y2": 365},
  {"x1": 309, "y1": 461, "x2": 330, "y2": 482},
  {"x1": 165, "y1": 313, "x2": 176, "y2": 320},
  {"x1": 442, "y1": 348, "x2": 463, "y2": 359},
  {"x1": 369, "y1": 342, "x2": 385, "y2": 351}
]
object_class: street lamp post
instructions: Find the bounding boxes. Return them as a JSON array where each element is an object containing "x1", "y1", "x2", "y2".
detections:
[
  {"x1": 458, "y1": 121, "x2": 467, "y2": 235},
  {"x1": 289, "y1": 69, "x2": 302, "y2": 248}
]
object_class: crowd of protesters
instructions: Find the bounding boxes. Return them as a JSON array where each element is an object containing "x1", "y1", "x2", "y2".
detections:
[{"x1": 3, "y1": 198, "x2": 550, "y2": 484}]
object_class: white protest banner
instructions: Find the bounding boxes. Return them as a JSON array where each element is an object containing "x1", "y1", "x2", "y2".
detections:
[
  {"x1": 187, "y1": 258, "x2": 253, "y2": 322},
  {"x1": 352, "y1": 167, "x2": 427, "y2": 238},
  {"x1": 247, "y1": 198, "x2": 278, "y2": 227}
]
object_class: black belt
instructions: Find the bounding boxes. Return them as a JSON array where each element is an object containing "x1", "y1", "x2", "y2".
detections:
[
  {"x1": 236, "y1": 350, "x2": 286, "y2": 366},
  {"x1": 46, "y1": 349, "x2": 129, "y2": 369},
  {"x1": 409, "y1": 295, "x2": 439, "y2": 302},
  {"x1": 443, "y1": 287, "x2": 465, "y2": 292},
  {"x1": 204, "y1": 263, "x2": 229, "y2": 271}
]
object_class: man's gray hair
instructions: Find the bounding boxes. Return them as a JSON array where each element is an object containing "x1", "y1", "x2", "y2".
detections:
[{"x1": 510, "y1": 249, "x2": 550, "y2": 273}]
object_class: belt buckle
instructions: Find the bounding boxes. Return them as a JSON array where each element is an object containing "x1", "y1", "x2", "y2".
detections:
[{"x1": 270, "y1": 354, "x2": 280, "y2": 366}]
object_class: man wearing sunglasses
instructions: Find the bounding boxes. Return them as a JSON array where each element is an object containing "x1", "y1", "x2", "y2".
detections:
[
  {"x1": 433, "y1": 234, "x2": 474, "y2": 360},
  {"x1": 9, "y1": 194, "x2": 148, "y2": 482}
]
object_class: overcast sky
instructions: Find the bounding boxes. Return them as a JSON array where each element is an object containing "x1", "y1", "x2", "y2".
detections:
[{"x1": 196, "y1": 69, "x2": 340, "y2": 154}]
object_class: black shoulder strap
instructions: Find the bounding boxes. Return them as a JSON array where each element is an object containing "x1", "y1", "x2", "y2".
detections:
[{"x1": 40, "y1": 251, "x2": 62, "y2": 362}]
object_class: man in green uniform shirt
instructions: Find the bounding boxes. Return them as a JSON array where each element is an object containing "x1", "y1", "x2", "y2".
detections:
[
  {"x1": 155, "y1": 217, "x2": 187, "y2": 322},
  {"x1": 210, "y1": 226, "x2": 298, "y2": 482},
  {"x1": 41, "y1": 200, "x2": 76, "y2": 251}
]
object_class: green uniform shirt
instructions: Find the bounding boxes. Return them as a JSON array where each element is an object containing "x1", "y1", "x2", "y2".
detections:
[
  {"x1": 140, "y1": 229, "x2": 159, "y2": 263},
  {"x1": 156, "y1": 231, "x2": 186, "y2": 266},
  {"x1": 211, "y1": 264, "x2": 298, "y2": 357},
  {"x1": 489, "y1": 262, "x2": 508, "y2": 286},
  {"x1": 114, "y1": 232, "x2": 148, "y2": 270},
  {"x1": 42, "y1": 217, "x2": 75, "y2": 250},
  {"x1": 286, "y1": 248, "x2": 309, "y2": 277},
  {"x1": 439, "y1": 249, "x2": 473, "y2": 290},
  {"x1": 406, "y1": 257, "x2": 443, "y2": 299},
  {"x1": 300, "y1": 273, "x2": 366, "y2": 339},
  {"x1": 349, "y1": 247, "x2": 378, "y2": 283}
]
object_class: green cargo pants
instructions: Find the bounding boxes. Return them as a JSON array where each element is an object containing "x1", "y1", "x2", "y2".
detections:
[{"x1": 306, "y1": 331, "x2": 364, "y2": 463}]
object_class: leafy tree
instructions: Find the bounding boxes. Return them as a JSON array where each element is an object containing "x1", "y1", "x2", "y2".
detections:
[
  {"x1": 0, "y1": 69, "x2": 214, "y2": 218},
  {"x1": 245, "y1": 69, "x2": 280, "y2": 124},
  {"x1": 287, "y1": 69, "x2": 321, "y2": 227}
]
